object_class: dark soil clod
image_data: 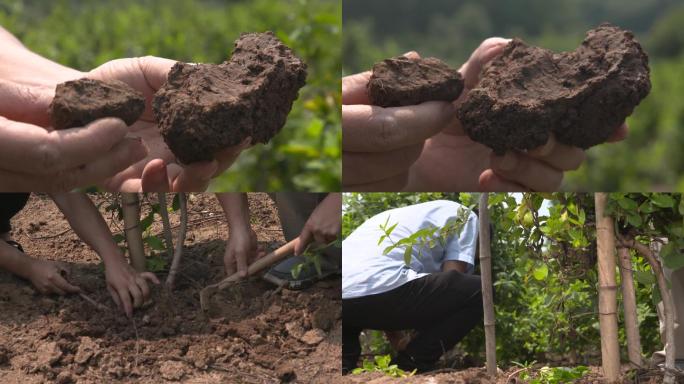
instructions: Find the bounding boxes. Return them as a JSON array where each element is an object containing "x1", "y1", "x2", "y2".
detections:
[
  {"x1": 457, "y1": 23, "x2": 651, "y2": 154},
  {"x1": 367, "y1": 56, "x2": 464, "y2": 107},
  {"x1": 152, "y1": 31, "x2": 307, "y2": 164},
  {"x1": 49, "y1": 78, "x2": 145, "y2": 130}
]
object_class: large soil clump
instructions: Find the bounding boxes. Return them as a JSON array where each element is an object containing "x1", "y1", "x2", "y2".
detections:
[
  {"x1": 367, "y1": 56, "x2": 464, "y2": 107},
  {"x1": 49, "y1": 79, "x2": 145, "y2": 130},
  {"x1": 152, "y1": 31, "x2": 307, "y2": 164},
  {"x1": 457, "y1": 23, "x2": 651, "y2": 154}
]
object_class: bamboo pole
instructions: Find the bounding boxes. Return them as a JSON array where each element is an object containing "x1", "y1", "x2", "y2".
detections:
[
  {"x1": 594, "y1": 193, "x2": 620, "y2": 382},
  {"x1": 166, "y1": 193, "x2": 188, "y2": 289},
  {"x1": 479, "y1": 193, "x2": 497, "y2": 376},
  {"x1": 122, "y1": 193, "x2": 146, "y2": 272},
  {"x1": 618, "y1": 246, "x2": 643, "y2": 367},
  {"x1": 622, "y1": 237, "x2": 676, "y2": 384},
  {"x1": 157, "y1": 193, "x2": 174, "y2": 260}
]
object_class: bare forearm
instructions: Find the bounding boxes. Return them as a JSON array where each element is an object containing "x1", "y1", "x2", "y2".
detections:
[
  {"x1": 50, "y1": 193, "x2": 121, "y2": 263},
  {"x1": 216, "y1": 193, "x2": 251, "y2": 231},
  {"x1": 0, "y1": 241, "x2": 33, "y2": 279},
  {"x1": 0, "y1": 26, "x2": 83, "y2": 86}
]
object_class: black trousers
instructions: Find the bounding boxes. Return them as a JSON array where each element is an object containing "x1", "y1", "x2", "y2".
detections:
[
  {"x1": 342, "y1": 270, "x2": 483, "y2": 373},
  {"x1": 0, "y1": 194, "x2": 30, "y2": 234}
]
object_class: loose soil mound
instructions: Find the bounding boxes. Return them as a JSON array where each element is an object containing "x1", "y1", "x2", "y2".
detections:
[
  {"x1": 458, "y1": 23, "x2": 651, "y2": 154},
  {"x1": 0, "y1": 193, "x2": 340, "y2": 383},
  {"x1": 368, "y1": 56, "x2": 464, "y2": 107},
  {"x1": 153, "y1": 31, "x2": 307, "y2": 164},
  {"x1": 49, "y1": 78, "x2": 145, "y2": 130}
]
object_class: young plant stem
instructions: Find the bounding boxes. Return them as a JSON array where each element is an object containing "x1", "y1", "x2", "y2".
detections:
[
  {"x1": 621, "y1": 236, "x2": 676, "y2": 384},
  {"x1": 594, "y1": 193, "x2": 620, "y2": 383},
  {"x1": 122, "y1": 193, "x2": 146, "y2": 272},
  {"x1": 157, "y1": 192, "x2": 174, "y2": 260},
  {"x1": 479, "y1": 193, "x2": 497, "y2": 376},
  {"x1": 166, "y1": 193, "x2": 188, "y2": 289},
  {"x1": 618, "y1": 246, "x2": 643, "y2": 368}
]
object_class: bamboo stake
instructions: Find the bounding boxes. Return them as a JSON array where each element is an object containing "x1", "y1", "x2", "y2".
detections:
[
  {"x1": 479, "y1": 193, "x2": 497, "y2": 376},
  {"x1": 594, "y1": 193, "x2": 620, "y2": 383},
  {"x1": 622, "y1": 236, "x2": 676, "y2": 384},
  {"x1": 200, "y1": 238, "x2": 297, "y2": 311},
  {"x1": 157, "y1": 192, "x2": 174, "y2": 260},
  {"x1": 618, "y1": 246, "x2": 643, "y2": 368},
  {"x1": 122, "y1": 193, "x2": 146, "y2": 272},
  {"x1": 166, "y1": 193, "x2": 188, "y2": 289}
]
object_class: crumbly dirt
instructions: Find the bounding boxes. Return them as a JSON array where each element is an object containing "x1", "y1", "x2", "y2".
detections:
[
  {"x1": 458, "y1": 23, "x2": 651, "y2": 154},
  {"x1": 367, "y1": 56, "x2": 464, "y2": 107},
  {"x1": 0, "y1": 193, "x2": 341, "y2": 383},
  {"x1": 49, "y1": 78, "x2": 145, "y2": 130},
  {"x1": 153, "y1": 31, "x2": 308, "y2": 164}
]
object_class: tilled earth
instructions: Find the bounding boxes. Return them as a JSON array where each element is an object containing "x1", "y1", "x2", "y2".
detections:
[{"x1": 0, "y1": 193, "x2": 341, "y2": 383}]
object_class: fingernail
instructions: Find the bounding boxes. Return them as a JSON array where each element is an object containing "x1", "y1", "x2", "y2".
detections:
[
  {"x1": 495, "y1": 152, "x2": 518, "y2": 171},
  {"x1": 240, "y1": 137, "x2": 252, "y2": 149}
]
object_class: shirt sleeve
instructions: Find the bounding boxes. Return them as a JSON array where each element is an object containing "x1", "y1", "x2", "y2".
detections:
[{"x1": 444, "y1": 211, "x2": 479, "y2": 271}]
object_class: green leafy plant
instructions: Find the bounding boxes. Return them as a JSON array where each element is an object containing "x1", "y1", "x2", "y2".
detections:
[
  {"x1": 290, "y1": 238, "x2": 341, "y2": 279},
  {"x1": 351, "y1": 354, "x2": 416, "y2": 378},
  {"x1": 518, "y1": 365, "x2": 589, "y2": 384}
]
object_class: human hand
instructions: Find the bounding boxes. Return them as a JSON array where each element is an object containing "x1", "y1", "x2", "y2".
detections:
[
  {"x1": 407, "y1": 38, "x2": 628, "y2": 191},
  {"x1": 294, "y1": 193, "x2": 341, "y2": 255},
  {"x1": 25, "y1": 259, "x2": 81, "y2": 295},
  {"x1": 104, "y1": 257, "x2": 160, "y2": 317},
  {"x1": 224, "y1": 227, "x2": 265, "y2": 278},
  {"x1": 0, "y1": 115, "x2": 147, "y2": 192},
  {"x1": 88, "y1": 57, "x2": 252, "y2": 192},
  {"x1": 342, "y1": 54, "x2": 457, "y2": 190}
]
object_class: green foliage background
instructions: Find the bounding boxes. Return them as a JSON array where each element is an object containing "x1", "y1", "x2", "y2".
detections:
[
  {"x1": 0, "y1": 0, "x2": 341, "y2": 192},
  {"x1": 343, "y1": 192, "x2": 684, "y2": 367},
  {"x1": 343, "y1": 0, "x2": 684, "y2": 191}
]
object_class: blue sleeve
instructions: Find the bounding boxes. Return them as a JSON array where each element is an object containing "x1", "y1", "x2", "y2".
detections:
[{"x1": 444, "y1": 212, "x2": 478, "y2": 272}]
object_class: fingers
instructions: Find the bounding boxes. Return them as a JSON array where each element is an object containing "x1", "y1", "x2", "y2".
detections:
[
  {"x1": 140, "y1": 272, "x2": 161, "y2": 285},
  {"x1": 128, "y1": 282, "x2": 144, "y2": 309},
  {"x1": 234, "y1": 250, "x2": 248, "y2": 278},
  {"x1": 140, "y1": 159, "x2": 170, "y2": 192},
  {"x1": 345, "y1": 172, "x2": 409, "y2": 192},
  {"x1": 0, "y1": 80, "x2": 54, "y2": 127},
  {"x1": 171, "y1": 160, "x2": 218, "y2": 192},
  {"x1": 342, "y1": 71, "x2": 371, "y2": 105},
  {"x1": 211, "y1": 137, "x2": 252, "y2": 176},
  {"x1": 107, "y1": 285, "x2": 122, "y2": 311},
  {"x1": 117, "y1": 287, "x2": 133, "y2": 318},
  {"x1": 343, "y1": 102, "x2": 454, "y2": 152},
  {"x1": 136, "y1": 56, "x2": 177, "y2": 90},
  {"x1": 343, "y1": 143, "x2": 423, "y2": 185},
  {"x1": 606, "y1": 123, "x2": 628, "y2": 142},
  {"x1": 526, "y1": 136, "x2": 586, "y2": 171},
  {"x1": 489, "y1": 151, "x2": 564, "y2": 191},
  {"x1": 458, "y1": 38, "x2": 511, "y2": 92},
  {"x1": 478, "y1": 169, "x2": 528, "y2": 192},
  {"x1": 0, "y1": 117, "x2": 136, "y2": 175},
  {"x1": 135, "y1": 276, "x2": 150, "y2": 299},
  {"x1": 295, "y1": 227, "x2": 314, "y2": 256}
]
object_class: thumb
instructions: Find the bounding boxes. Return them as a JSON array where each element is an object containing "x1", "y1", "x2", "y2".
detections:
[
  {"x1": 0, "y1": 80, "x2": 54, "y2": 127},
  {"x1": 458, "y1": 37, "x2": 511, "y2": 92}
]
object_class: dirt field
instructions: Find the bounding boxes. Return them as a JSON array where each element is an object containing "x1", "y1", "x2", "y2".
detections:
[{"x1": 0, "y1": 193, "x2": 341, "y2": 383}]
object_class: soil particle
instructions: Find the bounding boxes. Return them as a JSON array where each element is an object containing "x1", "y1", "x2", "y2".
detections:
[
  {"x1": 368, "y1": 56, "x2": 464, "y2": 107},
  {"x1": 49, "y1": 78, "x2": 145, "y2": 130},
  {"x1": 159, "y1": 360, "x2": 187, "y2": 381},
  {"x1": 74, "y1": 336, "x2": 99, "y2": 365},
  {"x1": 153, "y1": 31, "x2": 307, "y2": 164},
  {"x1": 300, "y1": 328, "x2": 326, "y2": 345},
  {"x1": 55, "y1": 371, "x2": 73, "y2": 384},
  {"x1": 458, "y1": 23, "x2": 651, "y2": 154},
  {"x1": 34, "y1": 341, "x2": 62, "y2": 369},
  {"x1": 276, "y1": 362, "x2": 297, "y2": 383}
]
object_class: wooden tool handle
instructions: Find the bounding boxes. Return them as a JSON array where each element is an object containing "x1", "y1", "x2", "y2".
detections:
[{"x1": 217, "y1": 238, "x2": 297, "y2": 290}]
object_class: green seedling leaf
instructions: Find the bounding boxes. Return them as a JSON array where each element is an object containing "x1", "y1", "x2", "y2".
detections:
[
  {"x1": 651, "y1": 194, "x2": 675, "y2": 208},
  {"x1": 533, "y1": 264, "x2": 549, "y2": 281},
  {"x1": 144, "y1": 236, "x2": 166, "y2": 251},
  {"x1": 634, "y1": 270, "x2": 656, "y2": 286}
]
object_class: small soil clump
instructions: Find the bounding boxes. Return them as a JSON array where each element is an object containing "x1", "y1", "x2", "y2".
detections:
[
  {"x1": 49, "y1": 78, "x2": 145, "y2": 130},
  {"x1": 368, "y1": 56, "x2": 464, "y2": 107},
  {"x1": 153, "y1": 31, "x2": 307, "y2": 164},
  {"x1": 458, "y1": 23, "x2": 651, "y2": 154}
]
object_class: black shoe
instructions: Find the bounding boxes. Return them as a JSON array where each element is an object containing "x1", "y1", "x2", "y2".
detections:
[
  {"x1": 391, "y1": 351, "x2": 435, "y2": 373},
  {"x1": 263, "y1": 255, "x2": 340, "y2": 290}
]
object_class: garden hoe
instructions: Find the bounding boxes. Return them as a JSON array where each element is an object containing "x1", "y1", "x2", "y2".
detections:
[{"x1": 200, "y1": 238, "x2": 297, "y2": 312}]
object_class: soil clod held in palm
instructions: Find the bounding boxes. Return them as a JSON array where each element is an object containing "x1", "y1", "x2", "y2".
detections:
[
  {"x1": 152, "y1": 31, "x2": 307, "y2": 164},
  {"x1": 367, "y1": 56, "x2": 464, "y2": 107},
  {"x1": 458, "y1": 23, "x2": 651, "y2": 154},
  {"x1": 49, "y1": 78, "x2": 145, "y2": 130}
]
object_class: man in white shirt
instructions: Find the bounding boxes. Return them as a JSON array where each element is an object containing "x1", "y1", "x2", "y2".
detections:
[{"x1": 342, "y1": 200, "x2": 483, "y2": 373}]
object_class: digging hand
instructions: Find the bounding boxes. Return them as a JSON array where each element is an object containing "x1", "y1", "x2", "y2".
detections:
[
  {"x1": 104, "y1": 259, "x2": 159, "y2": 318},
  {"x1": 26, "y1": 259, "x2": 81, "y2": 295}
]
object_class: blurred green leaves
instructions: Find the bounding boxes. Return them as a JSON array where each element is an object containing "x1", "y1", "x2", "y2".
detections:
[{"x1": 0, "y1": 0, "x2": 341, "y2": 191}]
